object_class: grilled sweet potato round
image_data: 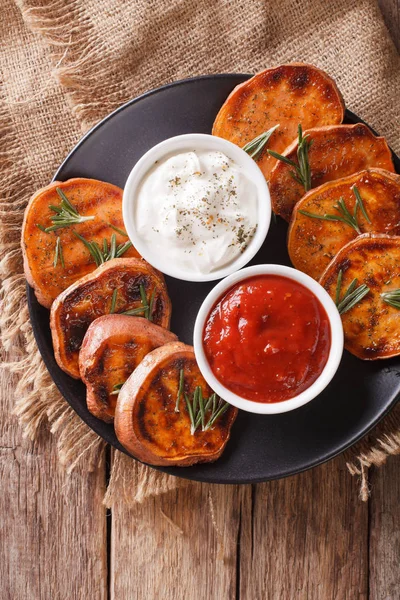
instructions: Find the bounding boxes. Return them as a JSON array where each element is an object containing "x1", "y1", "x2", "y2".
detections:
[
  {"x1": 288, "y1": 169, "x2": 400, "y2": 280},
  {"x1": 114, "y1": 342, "x2": 238, "y2": 466},
  {"x1": 50, "y1": 258, "x2": 171, "y2": 378},
  {"x1": 79, "y1": 315, "x2": 177, "y2": 423},
  {"x1": 320, "y1": 234, "x2": 400, "y2": 360},
  {"x1": 212, "y1": 63, "x2": 345, "y2": 180},
  {"x1": 270, "y1": 124, "x2": 395, "y2": 221},
  {"x1": 22, "y1": 178, "x2": 140, "y2": 308}
]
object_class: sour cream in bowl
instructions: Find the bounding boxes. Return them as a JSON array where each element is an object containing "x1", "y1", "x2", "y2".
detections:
[{"x1": 123, "y1": 134, "x2": 271, "y2": 281}]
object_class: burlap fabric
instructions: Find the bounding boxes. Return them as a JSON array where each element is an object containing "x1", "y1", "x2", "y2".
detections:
[{"x1": 1, "y1": 0, "x2": 399, "y2": 504}]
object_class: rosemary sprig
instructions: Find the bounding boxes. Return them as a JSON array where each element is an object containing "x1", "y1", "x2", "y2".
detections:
[
  {"x1": 53, "y1": 237, "x2": 65, "y2": 268},
  {"x1": 298, "y1": 185, "x2": 370, "y2": 234},
  {"x1": 268, "y1": 124, "x2": 312, "y2": 191},
  {"x1": 73, "y1": 231, "x2": 132, "y2": 266},
  {"x1": 175, "y1": 369, "x2": 185, "y2": 412},
  {"x1": 37, "y1": 224, "x2": 47, "y2": 233},
  {"x1": 108, "y1": 223, "x2": 128, "y2": 237},
  {"x1": 110, "y1": 382, "x2": 124, "y2": 396},
  {"x1": 176, "y1": 369, "x2": 229, "y2": 434},
  {"x1": 381, "y1": 288, "x2": 400, "y2": 309},
  {"x1": 335, "y1": 269, "x2": 370, "y2": 314},
  {"x1": 110, "y1": 288, "x2": 118, "y2": 314},
  {"x1": 120, "y1": 284, "x2": 155, "y2": 321},
  {"x1": 242, "y1": 124, "x2": 279, "y2": 160},
  {"x1": 45, "y1": 188, "x2": 95, "y2": 232}
]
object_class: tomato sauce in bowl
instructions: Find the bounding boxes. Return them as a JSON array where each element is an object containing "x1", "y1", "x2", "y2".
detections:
[{"x1": 203, "y1": 274, "x2": 331, "y2": 403}]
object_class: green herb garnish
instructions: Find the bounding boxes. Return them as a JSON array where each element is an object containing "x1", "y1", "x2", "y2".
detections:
[
  {"x1": 268, "y1": 124, "x2": 312, "y2": 191},
  {"x1": 381, "y1": 288, "x2": 400, "y2": 309},
  {"x1": 243, "y1": 124, "x2": 279, "y2": 160},
  {"x1": 53, "y1": 236, "x2": 65, "y2": 268},
  {"x1": 37, "y1": 224, "x2": 47, "y2": 233},
  {"x1": 108, "y1": 223, "x2": 128, "y2": 237},
  {"x1": 110, "y1": 288, "x2": 118, "y2": 314},
  {"x1": 45, "y1": 188, "x2": 95, "y2": 232},
  {"x1": 110, "y1": 382, "x2": 124, "y2": 396},
  {"x1": 175, "y1": 369, "x2": 185, "y2": 412},
  {"x1": 73, "y1": 231, "x2": 132, "y2": 267},
  {"x1": 298, "y1": 185, "x2": 370, "y2": 234},
  {"x1": 121, "y1": 284, "x2": 155, "y2": 321},
  {"x1": 335, "y1": 269, "x2": 370, "y2": 314}
]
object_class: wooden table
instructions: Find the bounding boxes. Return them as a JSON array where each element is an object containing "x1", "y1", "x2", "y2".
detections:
[{"x1": 2, "y1": 2, "x2": 399, "y2": 598}]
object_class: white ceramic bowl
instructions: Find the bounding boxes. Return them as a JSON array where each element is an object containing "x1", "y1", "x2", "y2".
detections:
[
  {"x1": 193, "y1": 264, "x2": 344, "y2": 414},
  {"x1": 122, "y1": 133, "x2": 271, "y2": 282}
]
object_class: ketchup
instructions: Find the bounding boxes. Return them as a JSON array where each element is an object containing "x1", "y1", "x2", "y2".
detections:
[{"x1": 203, "y1": 275, "x2": 331, "y2": 403}]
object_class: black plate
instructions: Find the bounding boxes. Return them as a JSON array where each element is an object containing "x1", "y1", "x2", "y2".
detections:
[{"x1": 27, "y1": 74, "x2": 400, "y2": 484}]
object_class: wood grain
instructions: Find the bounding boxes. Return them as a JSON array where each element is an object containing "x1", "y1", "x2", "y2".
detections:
[
  {"x1": 110, "y1": 482, "x2": 248, "y2": 599},
  {"x1": 369, "y1": 456, "x2": 400, "y2": 600},
  {"x1": 0, "y1": 361, "x2": 108, "y2": 600}
]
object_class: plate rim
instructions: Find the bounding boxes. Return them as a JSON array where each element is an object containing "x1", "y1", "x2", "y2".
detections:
[{"x1": 26, "y1": 73, "x2": 400, "y2": 485}]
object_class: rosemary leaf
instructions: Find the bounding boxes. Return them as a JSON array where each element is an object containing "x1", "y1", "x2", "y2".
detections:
[
  {"x1": 184, "y1": 392, "x2": 196, "y2": 434},
  {"x1": 110, "y1": 288, "x2": 118, "y2": 314},
  {"x1": 109, "y1": 224, "x2": 128, "y2": 237},
  {"x1": 352, "y1": 185, "x2": 371, "y2": 224},
  {"x1": 110, "y1": 382, "x2": 124, "y2": 396},
  {"x1": 120, "y1": 306, "x2": 146, "y2": 316},
  {"x1": 175, "y1": 369, "x2": 184, "y2": 412},
  {"x1": 242, "y1": 124, "x2": 279, "y2": 160},
  {"x1": 116, "y1": 241, "x2": 133, "y2": 258},
  {"x1": 45, "y1": 188, "x2": 94, "y2": 232},
  {"x1": 37, "y1": 224, "x2": 47, "y2": 233},
  {"x1": 205, "y1": 401, "x2": 230, "y2": 430},
  {"x1": 73, "y1": 231, "x2": 132, "y2": 266},
  {"x1": 381, "y1": 288, "x2": 400, "y2": 309},
  {"x1": 53, "y1": 237, "x2": 65, "y2": 268},
  {"x1": 335, "y1": 271, "x2": 370, "y2": 315}
]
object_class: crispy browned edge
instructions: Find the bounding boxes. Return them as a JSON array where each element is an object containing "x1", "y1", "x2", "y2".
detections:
[
  {"x1": 212, "y1": 62, "x2": 345, "y2": 135},
  {"x1": 22, "y1": 178, "x2": 126, "y2": 309},
  {"x1": 50, "y1": 257, "x2": 171, "y2": 379},
  {"x1": 114, "y1": 342, "x2": 238, "y2": 466},
  {"x1": 319, "y1": 233, "x2": 400, "y2": 360},
  {"x1": 271, "y1": 124, "x2": 395, "y2": 220},
  {"x1": 79, "y1": 315, "x2": 178, "y2": 422},
  {"x1": 287, "y1": 168, "x2": 400, "y2": 274}
]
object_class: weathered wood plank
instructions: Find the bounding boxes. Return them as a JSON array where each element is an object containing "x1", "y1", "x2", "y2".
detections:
[
  {"x1": 369, "y1": 455, "x2": 400, "y2": 600},
  {"x1": 111, "y1": 482, "x2": 248, "y2": 599},
  {"x1": 0, "y1": 364, "x2": 108, "y2": 600},
  {"x1": 240, "y1": 456, "x2": 369, "y2": 600}
]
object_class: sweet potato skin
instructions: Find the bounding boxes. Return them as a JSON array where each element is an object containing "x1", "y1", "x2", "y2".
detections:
[
  {"x1": 51, "y1": 258, "x2": 171, "y2": 378},
  {"x1": 114, "y1": 342, "x2": 238, "y2": 466},
  {"x1": 22, "y1": 178, "x2": 140, "y2": 308},
  {"x1": 320, "y1": 234, "x2": 400, "y2": 360},
  {"x1": 270, "y1": 124, "x2": 395, "y2": 221},
  {"x1": 79, "y1": 315, "x2": 177, "y2": 423},
  {"x1": 212, "y1": 63, "x2": 345, "y2": 179},
  {"x1": 288, "y1": 169, "x2": 400, "y2": 280}
]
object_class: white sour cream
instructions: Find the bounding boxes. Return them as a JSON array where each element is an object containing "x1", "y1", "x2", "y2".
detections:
[{"x1": 134, "y1": 150, "x2": 258, "y2": 274}]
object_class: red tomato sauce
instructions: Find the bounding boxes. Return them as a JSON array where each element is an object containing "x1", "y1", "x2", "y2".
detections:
[{"x1": 203, "y1": 274, "x2": 331, "y2": 403}]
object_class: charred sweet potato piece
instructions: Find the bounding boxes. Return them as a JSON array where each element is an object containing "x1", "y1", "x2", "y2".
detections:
[
  {"x1": 212, "y1": 63, "x2": 345, "y2": 179},
  {"x1": 270, "y1": 124, "x2": 395, "y2": 221},
  {"x1": 50, "y1": 258, "x2": 171, "y2": 378},
  {"x1": 288, "y1": 169, "x2": 400, "y2": 280},
  {"x1": 79, "y1": 315, "x2": 177, "y2": 423},
  {"x1": 114, "y1": 342, "x2": 238, "y2": 466},
  {"x1": 320, "y1": 234, "x2": 400, "y2": 360},
  {"x1": 22, "y1": 178, "x2": 140, "y2": 308}
]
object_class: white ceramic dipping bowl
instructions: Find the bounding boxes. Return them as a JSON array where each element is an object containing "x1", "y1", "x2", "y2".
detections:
[
  {"x1": 122, "y1": 133, "x2": 271, "y2": 282},
  {"x1": 193, "y1": 264, "x2": 344, "y2": 414}
]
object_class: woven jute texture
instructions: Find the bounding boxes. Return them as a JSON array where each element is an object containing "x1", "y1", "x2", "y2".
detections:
[{"x1": 1, "y1": 0, "x2": 399, "y2": 504}]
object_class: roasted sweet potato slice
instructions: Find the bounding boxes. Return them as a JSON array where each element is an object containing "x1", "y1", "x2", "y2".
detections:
[
  {"x1": 270, "y1": 124, "x2": 395, "y2": 221},
  {"x1": 114, "y1": 342, "x2": 238, "y2": 466},
  {"x1": 79, "y1": 315, "x2": 177, "y2": 423},
  {"x1": 50, "y1": 258, "x2": 171, "y2": 378},
  {"x1": 22, "y1": 178, "x2": 140, "y2": 308},
  {"x1": 212, "y1": 63, "x2": 345, "y2": 180},
  {"x1": 320, "y1": 234, "x2": 400, "y2": 360},
  {"x1": 288, "y1": 169, "x2": 400, "y2": 280}
]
